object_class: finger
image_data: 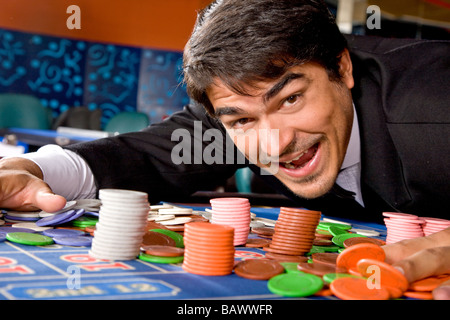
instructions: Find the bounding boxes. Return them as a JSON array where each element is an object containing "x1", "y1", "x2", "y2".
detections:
[
  {"x1": 433, "y1": 279, "x2": 450, "y2": 300},
  {"x1": 383, "y1": 227, "x2": 450, "y2": 264},
  {"x1": 392, "y1": 246, "x2": 450, "y2": 283},
  {"x1": 31, "y1": 186, "x2": 67, "y2": 213},
  {"x1": 383, "y1": 236, "x2": 434, "y2": 264},
  {"x1": 16, "y1": 179, "x2": 66, "y2": 212}
]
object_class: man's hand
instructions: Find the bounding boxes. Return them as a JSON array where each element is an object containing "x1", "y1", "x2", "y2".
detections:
[
  {"x1": 0, "y1": 157, "x2": 66, "y2": 212},
  {"x1": 383, "y1": 227, "x2": 450, "y2": 300}
]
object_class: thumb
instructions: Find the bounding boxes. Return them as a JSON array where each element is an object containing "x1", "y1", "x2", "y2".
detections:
[
  {"x1": 433, "y1": 279, "x2": 450, "y2": 300},
  {"x1": 31, "y1": 185, "x2": 67, "y2": 213}
]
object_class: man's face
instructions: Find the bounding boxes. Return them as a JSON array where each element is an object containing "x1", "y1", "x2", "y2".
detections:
[{"x1": 207, "y1": 51, "x2": 355, "y2": 199}]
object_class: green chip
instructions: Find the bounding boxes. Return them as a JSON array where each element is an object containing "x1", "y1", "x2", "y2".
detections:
[
  {"x1": 315, "y1": 229, "x2": 332, "y2": 235},
  {"x1": 317, "y1": 222, "x2": 352, "y2": 231},
  {"x1": 312, "y1": 245, "x2": 341, "y2": 253},
  {"x1": 332, "y1": 233, "x2": 366, "y2": 247},
  {"x1": 268, "y1": 273, "x2": 323, "y2": 297},
  {"x1": 71, "y1": 216, "x2": 98, "y2": 227},
  {"x1": 322, "y1": 273, "x2": 363, "y2": 284},
  {"x1": 280, "y1": 262, "x2": 303, "y2": 274},
  {"x1": 328, "y1": 225, "x2": 348, "y2": 236},
  {"x1": 307, "y1": 246, "x2": 326, "y2": 255},
  {"x1": 138, "y1": 253, "x2": 184, "y2": 264},
  {"x1": 6, "y1": 232, "x2": 54, "y2": 246},
  {"x1": 150, "y1": 229, "x2": 184, "y2": 248}
]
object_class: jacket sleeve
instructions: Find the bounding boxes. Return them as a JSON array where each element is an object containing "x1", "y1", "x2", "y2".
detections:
[{"x1": 64, "y1": 103, "x2": 246, "y2": 204}]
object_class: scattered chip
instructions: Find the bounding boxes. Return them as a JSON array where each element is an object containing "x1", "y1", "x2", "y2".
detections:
[
  {"x1": 234, "y1": 259, "x2": 284, "y2": 280},
  {"x1": 330, "y1": 277, "x2": 390, "y2": 300},
  {"x1": 268, "y1": 273, "x2": 323, "y2": 297},
  {"x1": 6, "y1": 232, "x2": 54, "y2": 246}
]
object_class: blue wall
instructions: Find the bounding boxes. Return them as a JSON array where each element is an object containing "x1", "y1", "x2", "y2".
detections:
[{"x1": 0, "y1": 28, "x2": 190, "y2": 128}]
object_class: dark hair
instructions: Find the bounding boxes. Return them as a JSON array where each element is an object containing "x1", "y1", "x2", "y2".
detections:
[{"x1": 183, "y1": 0, "x2": 348, "y2": 115}]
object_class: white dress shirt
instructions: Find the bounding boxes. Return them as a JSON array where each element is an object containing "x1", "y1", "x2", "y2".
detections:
[{"x1": 335, "y1": 106, "x2": 364, "y2": 207}]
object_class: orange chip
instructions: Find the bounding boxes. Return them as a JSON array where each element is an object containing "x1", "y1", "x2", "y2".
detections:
[
  {"x1": 403, "y1": 291, "x2": 434, "y2": 300},
  {"x1": 348, "y1": 267, "x2": 361, "y2": 276},
  {"x1": 330, "y1": 277, "x2": 390, "y2": 300},
  {"x1": 409, "y1": 274, "x2": 450, "y2": 292},
  {"x1": 314, "y1": 288, "x2": 333, "y2": 297},
  {"x1": 383, "y1": 285, "x2": 404, "y2": 299},
  {"x1": 357, "y1": 258, "x2": 409, "y2": 293},
  {"x1": 336, "y1": 243, "x2": 385, "y2": 271}
]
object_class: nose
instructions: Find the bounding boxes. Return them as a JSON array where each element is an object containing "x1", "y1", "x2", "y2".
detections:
[{"x1": 258, "y1": 116, "x2": 295, "y2": 163}]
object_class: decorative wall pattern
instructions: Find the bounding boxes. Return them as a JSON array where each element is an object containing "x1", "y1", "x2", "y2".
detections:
[
  {"x1": 83, "y1": 43, "x2": 140, "y2": 127},
  {"x1": 138, "y1": 49, "x2": 190, "y2": 122},
  {"x1": 0, "y1": 28, "x2": 189, "y2": 127}
]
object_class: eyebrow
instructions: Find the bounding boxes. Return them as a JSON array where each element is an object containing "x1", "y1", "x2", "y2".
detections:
[
  {"x1": 213, "y1": 72, "x2": 308, "y2": 118},
  {"x1": 214, "y1": 106, "x2": 247, "y2": 118},
  {"x1": 263, "y1": 72, "x2": 307, "y2": 103}
]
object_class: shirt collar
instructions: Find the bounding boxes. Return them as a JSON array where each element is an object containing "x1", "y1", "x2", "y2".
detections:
[{"x1": 340, "y1": 104, "x2": 361, "y2": 170}]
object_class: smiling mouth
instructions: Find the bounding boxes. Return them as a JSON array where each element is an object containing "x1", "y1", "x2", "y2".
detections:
[{"x1": 279, "y1": 143, "x2": 319, "y2": 170}]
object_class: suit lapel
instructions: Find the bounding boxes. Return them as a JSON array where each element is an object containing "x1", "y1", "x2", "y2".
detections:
[{"x1": 351, "y1": 54, "x2": 412, "y2": 213}]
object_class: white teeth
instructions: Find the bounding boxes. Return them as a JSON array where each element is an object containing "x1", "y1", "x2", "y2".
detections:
[{"x1": 284, "y1": 152, "x2": 305, "y2": 164}]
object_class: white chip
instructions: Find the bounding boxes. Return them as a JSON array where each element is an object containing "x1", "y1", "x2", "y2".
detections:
[
  {"x1": 154, "y1": 214, "x2": 175, "y2": 222},
  {"x1": 74, "y1": 199, "x2": 102, "y2": 209},
  {"x1": 201, "y1": 212, "x2": 212, "y2": 220},
  {"x1": 39, "y1": 211, "x2": 57, "y2": 217},
  {"x1": 89, "y1": 248, "x2": 139, "y2": 261},
  {"x1": 147, "y1": 214, "x2": 159, "y2": 221},
  {"x1": 159, "y1": 217, "x2": 192, "y2": 225},
  {"x1": 350, "y1": 228, "x2": 381, "y2": 237},
  {"x1": 82, "y1": 207, "x2": 102, "y2": 212},
  {"x1": 323, "y1": 217, "x2": 352, "y2": 226},
  {"x1": 99, "y1": 189, "x2": 148, "y2": 201},
  {"x1": 150, "y1": 204, "x2": 173, "y2": 210},
  {"x1": 93, "y1": 230, "x2": 144, "y2": 242},
  {"x1": 158, "y1": 208, "x2": 193, "y2": 215},
  {"x1": 250, "y1": 221, "x2": 265, "y2": 228},
  {"x1": 5, "y1": 211, "x2": 41, "y2": 218},
  {"x1": 253, "y1": 217, "x2": 276, "y2": 227},
  {"x1": 191, "y1": 210, "x2": 206, "y2": 216},
  {"x1": 12, "y1": 222, "x2": 53, "y2": 232}
]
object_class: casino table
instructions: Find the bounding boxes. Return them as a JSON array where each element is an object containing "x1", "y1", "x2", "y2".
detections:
[
  {"x1": 0, "y1": 127, "x2": 109, "y2": 153},
  {"x1": 0, "y1": 203, "x2": 391, "y2": 301}
]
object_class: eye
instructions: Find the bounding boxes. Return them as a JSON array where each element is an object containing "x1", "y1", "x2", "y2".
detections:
[
  {"x1": 283, "y1": 94, "x2": 300, "y2": 107},
  {"x1": 230, "y1": 117, "x2": 251, "y2": 128}
]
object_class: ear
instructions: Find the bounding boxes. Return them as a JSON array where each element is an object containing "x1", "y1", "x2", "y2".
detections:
[{"x1": 338, "y1": 49, "x2": 354, "y2": 90}]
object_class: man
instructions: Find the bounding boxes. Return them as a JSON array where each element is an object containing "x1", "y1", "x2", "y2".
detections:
[{"x1": 0, "y1": 0, "x2": 449, "y2": 298}]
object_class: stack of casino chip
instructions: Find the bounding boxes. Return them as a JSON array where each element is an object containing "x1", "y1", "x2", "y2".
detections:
[
  {"x1": 90, "y1": 189, "x2": 150, "y2": 260},
  {"x1": 422, "y1": 217, "x2": 450, "y2": 236},
  {"x1": 383, "y1": 212, "x2": 425, "y2": 244},
  {"x1": 182, "y1": 222, "x2": 235, "y2": 276},
  {"x1": 265, "y1": 207, "x2": 321, "y2": 256},
  {"x1": 209, "y1": 197, "x2": 251, "y2": 246}
]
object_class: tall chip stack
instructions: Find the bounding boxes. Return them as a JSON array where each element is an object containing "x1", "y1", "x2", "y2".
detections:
[{"x1": 89, "y1": 189, "x2": 150, "y2": 260}]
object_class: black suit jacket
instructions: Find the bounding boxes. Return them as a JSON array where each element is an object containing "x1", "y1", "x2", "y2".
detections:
[{"x1": 66, "y1": 36, "x2": 450, "y2": 223}]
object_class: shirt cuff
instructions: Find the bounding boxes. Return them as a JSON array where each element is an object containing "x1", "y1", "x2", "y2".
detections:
[{"x1": 15, "y1": 144, "x2": 97, "y2": 200}]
